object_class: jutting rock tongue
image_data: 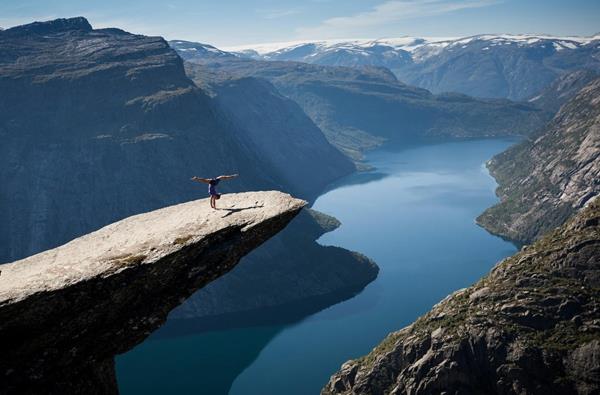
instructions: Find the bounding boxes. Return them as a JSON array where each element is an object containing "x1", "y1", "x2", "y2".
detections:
[{"x1": 0, "y1": 191, "x2": 305, "y2": 395}]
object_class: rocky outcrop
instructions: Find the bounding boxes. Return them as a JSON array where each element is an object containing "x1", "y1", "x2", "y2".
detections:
[
  {"x1": 477, "y1": 77, "x2": 600, "y2": 244},
  {"x1": 0, "y1": 191, "x2": 305, "y2": 394},
  {"x1": 166, "y1": 209, "x2": 378, "y2": 330},
  {"x1": 324, "y1": 198, "x2": 600, "y2": 395},
  {"x1": 0, "y1": 17, "x2": 352, "y2": 262},
  {"x1": 529, "y1": 69, "x2": 599, "y2": 114},
  {"x1": 0, "y1": 18, "x2": 378, "y2": 360}
]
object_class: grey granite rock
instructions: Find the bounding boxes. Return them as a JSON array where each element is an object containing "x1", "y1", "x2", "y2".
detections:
[
  {"x1": 477, "y1": 77, "x2": 600, "y2": 244},
  {"x1": 0, "y1": 191, "x2": 305, "y2": 394},
  {"x1": 324, "y1": 198, "x2": 600, "y2": 395}
]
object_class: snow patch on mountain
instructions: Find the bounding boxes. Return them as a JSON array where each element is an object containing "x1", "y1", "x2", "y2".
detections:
[{"x1": 223, "y1": 34, "x2": 600, "y2": 64}]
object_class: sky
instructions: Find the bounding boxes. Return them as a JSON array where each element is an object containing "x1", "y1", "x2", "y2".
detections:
[{"x1": 0, "y1": 0, "x2": 599, "y2": 47}]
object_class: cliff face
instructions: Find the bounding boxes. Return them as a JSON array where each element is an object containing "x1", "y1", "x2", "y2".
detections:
[
  {"x1": 529, "y1": 69, "x2": 599, "y2": 114},
  {"x1": 0, "y1": 18, "x2": 378, "y2": 349},
  {"x1": 0, "y1": 191, "x2": 305, "y2": 394},
  {"x1": 200, "y1": 75, "x2": 355, "y2": 198},
  {"x1": 167, "y1": 209, "x2": 378, "y2": 327},
  {"x1": 0, "y1": 17, "x2": 353, "y2": 263},
  {"x1": 0, "y1": 18, "x2": 276, "y2": 262},
  {"x1": 477, "y1": 77, "x2": 600, "y2": 244},
  {"x1": 183, "y1": 57, "x2": 548, "y2": 161},
  {"x1": 324, "y1": 198, "x2": 600, "y2": 395}
]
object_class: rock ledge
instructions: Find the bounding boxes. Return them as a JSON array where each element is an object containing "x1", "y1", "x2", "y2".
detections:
[{"x1": 0, "y1": 191, "x2": 305, "y2": 394}]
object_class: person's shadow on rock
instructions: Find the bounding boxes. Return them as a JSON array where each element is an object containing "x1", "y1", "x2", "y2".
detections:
[{"x1": 220, "y1": 205, "x2": 264, "y2": 217}]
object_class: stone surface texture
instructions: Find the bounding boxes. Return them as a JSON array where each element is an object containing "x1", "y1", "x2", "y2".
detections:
[
  {"x1": 324, "y1": 198, "x2": 600, "y2": 395},
  {"x1": 0, "y1": 191, "x2": 305, "y2": 394},
  {"x1": 478, "y1": 77, "x2": 600, "y2": 244}
]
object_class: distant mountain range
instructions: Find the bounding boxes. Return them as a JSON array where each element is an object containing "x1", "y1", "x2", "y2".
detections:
[
  {"x1": 172, "y1": 40, "x2": 548, "y2": 160},
  {"x1": 174, "y1": 34, "x2": 600, "y2": 101},
  {"x1": 224, "y1": 34, "x2": 600, "y2": 63}
]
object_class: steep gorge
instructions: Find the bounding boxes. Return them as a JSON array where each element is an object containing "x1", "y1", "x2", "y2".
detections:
[
  {"x1": 0, "y1": 17, "x2": 376, "y2": 339},
  {"x1": 323, "y1": 76, "x2": 600, "y2": 395},
  {"x1": 181, "y1": 56, "x2": 548, "y2": 161},
  {"x1": 324, "y1": 198, "x2": 600, "y2": 395}
]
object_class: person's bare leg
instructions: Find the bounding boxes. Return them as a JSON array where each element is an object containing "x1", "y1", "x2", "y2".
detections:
[{"x1": 210, "y1": 195, "x2": 215, "y2": 209}]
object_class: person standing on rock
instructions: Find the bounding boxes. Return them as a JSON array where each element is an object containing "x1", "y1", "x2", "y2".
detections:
[{"x1": 191, "y1": 174, "x2": 239, "y2": 209}]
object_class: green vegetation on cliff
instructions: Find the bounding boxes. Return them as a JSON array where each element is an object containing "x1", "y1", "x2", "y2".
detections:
[
  {"x1": 477, "y1": 77, "x2": 600, "y2": 244},
  {"x1": 324, "y1": 198, "x2": 600, "y2": 395}
]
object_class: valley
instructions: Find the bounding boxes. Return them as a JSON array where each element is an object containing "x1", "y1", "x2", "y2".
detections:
[{"x1": 1, "y1": 13, "x2": 599, "y2": 395}]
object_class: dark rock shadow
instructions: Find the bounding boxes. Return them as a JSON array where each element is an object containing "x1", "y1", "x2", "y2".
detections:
[{"x1": 219, "y1": 205, "x2": 264, "y2": 217}]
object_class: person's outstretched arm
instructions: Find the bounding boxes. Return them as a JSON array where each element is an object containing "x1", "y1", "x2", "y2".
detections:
[
  {"x1": 191, "y1": 176, "x2": 212, "y2": 184},
  {"x1": 217, "y1": 174, "x2": 239, "y2": 181}
]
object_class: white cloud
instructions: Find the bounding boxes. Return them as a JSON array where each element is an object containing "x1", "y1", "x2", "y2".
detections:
[
  {"x1": 259, "y1": 8, "x2": 302, "y2": 20},
  {"x1": 297, "y1": 0, "x2": 501, "y2": 38}
]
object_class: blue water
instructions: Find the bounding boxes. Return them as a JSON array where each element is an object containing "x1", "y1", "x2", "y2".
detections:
[{"x1": 117, "y1": 139, "x2": 517, "y2": 394}]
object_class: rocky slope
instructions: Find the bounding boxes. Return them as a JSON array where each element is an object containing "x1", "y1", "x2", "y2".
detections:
[
  {"x1": 0, "y1": 17, "x2": 273, "y2": 262},
  {"x1": 324, "y1": 197, "x2": 600, "y2": 395},
  {"x1": 181, "y1": 55, "x2": 547, "y2": 160},
  {"x1": 529, "y1": 69, "x2": 599, "y2": 114},
  {"x1": 477, "y1": 77, "x2": 600, "y2": 244},
  {"x1": 0, "y1": 191, "x2": 305, "y2": 394},
  {"x1": 198, "y1": 75, "x2": 355, "y2": 197},
  {"x1": 0, "y1": 17, "x2": 353, "y2": 262},
  {"x1": 0, "y1": 18, "x2": 379, "y2": 375}
]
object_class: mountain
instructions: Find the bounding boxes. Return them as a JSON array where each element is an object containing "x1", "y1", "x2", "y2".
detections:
[
  {"x1": 529, "y1": 69, "x2": 599, "y2": 114},
  {"x1": 226, "y1": 34, "x2": 600, "y2": 101},
  {"x1": 168, "y1": 39, "x2": 237, "y2": 61},
  {"x1": 396, "y1": 35, "x2": 600, "y2": 101},
  {"x1": 0, "y1": 17, "x2": 268, "y2": 261},
  {"x1": 0, "y1": 17, "x2": 353, "y2": 261},
  {"x1": 0, "y1": 16, "x2": 376, "y2": 351},
  {"x1": 477, "y1": 77, "x2": 600, "y2": 244},
  {"x1": 197, "y1": 74, "x2": 355, "y2": 197},
  {"x1": 227, "y1": 37, "x2": 423, "y2": 69},
  {"x1": 324, "y1": 197, "x2": 600, "y2": 395},
  {"x1": 172, "y1": 47, "x2": 548, "y2": 161}
]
